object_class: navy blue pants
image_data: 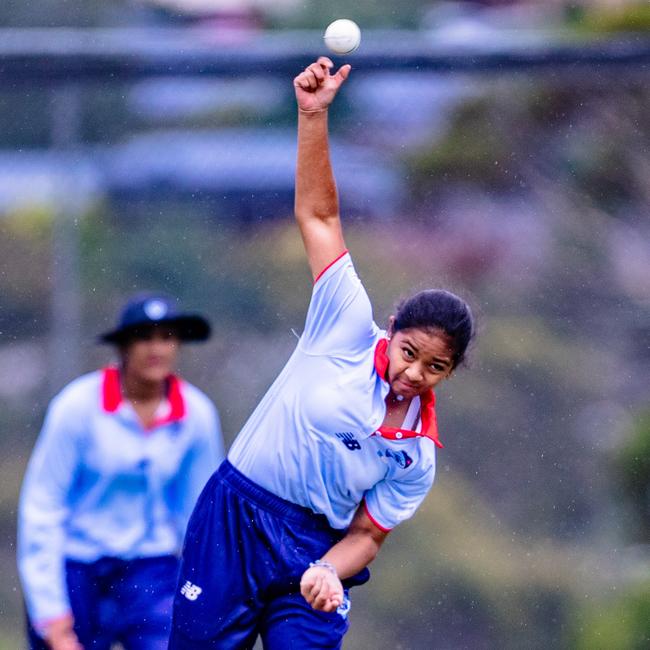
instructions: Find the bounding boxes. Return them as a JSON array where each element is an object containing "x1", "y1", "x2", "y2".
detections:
[
  {"x1": 169, "y1": 461, "x2": 369, "y2": 649},
  {"x1": 27, "y1": 555, "x2": 179, "y2": 650}
]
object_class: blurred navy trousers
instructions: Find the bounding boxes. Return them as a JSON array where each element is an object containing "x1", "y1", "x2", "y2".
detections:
[{"x1": 27, "y1": 555, "x2": 179, "y2": 650}]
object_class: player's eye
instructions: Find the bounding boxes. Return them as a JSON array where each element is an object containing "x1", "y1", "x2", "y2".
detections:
[
  {"x1": 132, "y1": 329, "x2": 154, "y2": 341},
  {"x1": 402, "y1": 347, "x2": 415, "y2": 360}
]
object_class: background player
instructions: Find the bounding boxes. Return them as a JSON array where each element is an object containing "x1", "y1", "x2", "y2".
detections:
[{"x1": 18, "y1": 293, "x2": 225, "y2": 650}]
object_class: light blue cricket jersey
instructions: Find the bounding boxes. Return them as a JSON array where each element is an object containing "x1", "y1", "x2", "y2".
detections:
[
  {"x1": 18, "y1": 368, "x2": 224, "y2": 626},
  {"x1": 228, "y1": 252, "x2": 441, "y2": 532}
]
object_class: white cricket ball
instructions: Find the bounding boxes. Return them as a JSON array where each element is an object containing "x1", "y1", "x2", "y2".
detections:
[{"x1": 323, "y1": 19, "x2": 361, "y2": 55}]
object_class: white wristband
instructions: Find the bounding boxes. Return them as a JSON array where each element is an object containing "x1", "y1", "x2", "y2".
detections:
[{"x1": 309, "y1": 559, "x2": 338, "y2": 576}]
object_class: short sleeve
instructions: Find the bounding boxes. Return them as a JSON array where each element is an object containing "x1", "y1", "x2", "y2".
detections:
[
  {"x1": 363, "y1": 444, "x2": 436, "y2": 531},
  {"x1": 300, "y1": 252, "x2": 377, "y2": 356}
]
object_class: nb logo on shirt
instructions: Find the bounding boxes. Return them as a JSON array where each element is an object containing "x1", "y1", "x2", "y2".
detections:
[
  {"x1": 180, "y1": 580, "x2": 203, "y2": 601},
  {"x1": 336, "y1": 432, "x2": 361, "y2": 451}
]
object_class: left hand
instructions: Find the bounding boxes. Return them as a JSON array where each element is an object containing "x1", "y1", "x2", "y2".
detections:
[{"x1": 300, "y1": 565, "x2": 344, "y2": 612}]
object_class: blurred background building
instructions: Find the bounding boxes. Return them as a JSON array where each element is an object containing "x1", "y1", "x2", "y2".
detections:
[{"x1": 0, "y1": 1, "x2": 649, "y2": 648}]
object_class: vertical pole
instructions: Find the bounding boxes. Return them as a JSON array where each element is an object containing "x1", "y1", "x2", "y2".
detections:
[{"x1": 49, "y1": 85, "x2": 83, "y2": 393}]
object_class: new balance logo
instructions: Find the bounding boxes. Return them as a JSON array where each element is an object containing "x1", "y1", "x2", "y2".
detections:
[
  {"x1": 180, "y1": 580, "x2": 203, "y2": 601},
  {"x1": 337, "y1": 594, "x2": 351, "y2": 619},
  {"x1": 336, "y1": 432, "x2": 361, "y2": 451}
]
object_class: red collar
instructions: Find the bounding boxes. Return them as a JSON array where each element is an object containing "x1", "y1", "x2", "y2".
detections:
[
  {"x1": 373, "y1": 338, "x2": 443, "y2": 448},
  {"x1": 101, "y1": 367, "x2": 186, "y2": 429}
]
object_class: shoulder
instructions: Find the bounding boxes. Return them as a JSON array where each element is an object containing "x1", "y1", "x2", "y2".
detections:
[
  {"x1": 418, "y1": 437, "x2": 438, "y2": 462},
  {"x1": 50, "y1": 370, "x2": 103, "y2": 412},
  {"x1": 415, "y1": 437, "x2": 437, "y2": 474},
  {"x1": 392, "y1": 438, "x2": 437, "y2": 485},
  {"x1": 313, "y1": 250, "x2": 356, "y2": 285},
  {"x1": 313, "y1": 252, "x2": 366, "y2": 301},
  {"x1": 38, "y1": 371, "x2": 102, "y2": 439},
  {"x1": 179, "y1": 380, "x2": 219, "y2": 421}
]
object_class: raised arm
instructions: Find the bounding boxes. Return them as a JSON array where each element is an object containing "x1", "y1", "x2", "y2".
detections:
[{"x1": 293, "y1": 57, "x2": 351, "y2": 280}]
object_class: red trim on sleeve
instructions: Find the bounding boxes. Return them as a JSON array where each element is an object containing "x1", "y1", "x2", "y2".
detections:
[
  {"x1": 363, "y1": 500, "x2": 392, "y2": 533},
  {"x1": 313, "y1": 249, "x2": 349, "y2": 285}
]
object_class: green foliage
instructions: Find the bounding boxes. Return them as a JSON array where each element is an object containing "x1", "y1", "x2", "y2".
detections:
[
  {"x1": 571, "y1": 582, "x2": 650, "y2": 650},
  {"x1": 577, "y1": 4, "x2": 650, "y2": 34},
  {"x1": 347, "y1": 472, "x2": 577, "y2": 649},
  {"x1": 407, "y1": 77, "x2": 650, "y2": 215},
  {"x1": 407, "y1": 97, "x2": 521, "y2": 193},
  {"x1": 0, "y1": 211, "x2": 53, "y2": 337},
  {"x1": 615, "y1": 410, "x2": 650, "y2": 541},
  {"x1": 78, "y1": 204, "x2": 313, "y2": 336}
]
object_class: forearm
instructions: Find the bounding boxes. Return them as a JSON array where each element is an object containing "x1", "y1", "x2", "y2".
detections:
[
  {"x1": 19, "y1": 457, "x2": 73, "y2": 625},
  {"x1": 295, "y1": 108, "x2": 339, "y2": 224},
  {"x1": 301, "y1": 503, "x2": 386, "y2": 611},
  {"x1": 321, "y1": 529, "x2": 382, "y2": 580},
  {"x1": 18, "y1": 512, "x2": 71, "y2": 624}
]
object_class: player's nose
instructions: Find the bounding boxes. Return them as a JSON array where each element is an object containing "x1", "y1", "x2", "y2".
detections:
[{"x1": 405, "y1": 364, "x2": 424, "y2": 383}]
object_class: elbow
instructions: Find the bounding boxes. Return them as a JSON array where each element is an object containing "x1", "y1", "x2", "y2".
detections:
[
  {"x1": 294, "y1": 204, "x2": 339, "y2": 225},
  {"x1": 359, "y1": 533, "x2": 382, "y2": 566},
  {"x1": 365, "y1": 545, "x2": 380, "y2": 566},
  {"x1": 294, "y1": 187, "x2": 340, "y2": 224}
]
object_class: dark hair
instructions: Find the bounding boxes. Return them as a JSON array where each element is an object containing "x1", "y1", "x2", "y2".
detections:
[{"x1": 393, "y1": 289, "x2": 475, "y2": 369}]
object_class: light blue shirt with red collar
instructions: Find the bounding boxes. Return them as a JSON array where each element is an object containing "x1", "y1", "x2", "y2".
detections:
[
  {"x1": 228, "y1": 251, "x2": 441, "y2": 533},
  {"x1": 18, "y1": 368, "x2": 224, "y2": 628}
]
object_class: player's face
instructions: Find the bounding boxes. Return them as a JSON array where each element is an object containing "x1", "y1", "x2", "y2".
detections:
[
  {"x1": 386, "y1": 327, "x2": 454, "y2": 399},
  {"x1": 121, "y1": 326, "x2": 180, "y2": 384}
]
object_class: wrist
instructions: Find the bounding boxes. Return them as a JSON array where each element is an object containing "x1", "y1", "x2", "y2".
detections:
[
  {"x1": 39, "y1": 612, "x2": 74, "y2": 639},
  {"x1": 298, "y1": 107, "x2": 329, "y2": 116},
  {"x1": 309, "y1": 559, "x2": 338, "y2": 577}
]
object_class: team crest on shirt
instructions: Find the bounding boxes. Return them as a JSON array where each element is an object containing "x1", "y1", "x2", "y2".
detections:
[
  {"x1": 335, "y1": 432, "x2": 361, "y2": 451},
  {"x1": 378, "y1": 449, "x2": 413, "y2": 469}
]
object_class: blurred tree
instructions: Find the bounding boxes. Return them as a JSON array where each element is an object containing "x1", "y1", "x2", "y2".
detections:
[
  {"x1": 0, "y1": 211, "x2": 53, "y2": 338},
  {"x1": 577, "y1": 2, "x2": 650, "y2": 34},
  {"x1": 570, "y1": 581, "x2": 650, "y2": 650},
  {"x1": 614, "y1": 409, "x2": 650, "y2": 542}
]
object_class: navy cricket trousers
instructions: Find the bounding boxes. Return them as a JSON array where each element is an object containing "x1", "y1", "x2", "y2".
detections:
[
  {"x1": 169, "y1": 460, "x2": 369, "y2": 649},
  {"x1": 27, "y1": 555, "x2": 179, "y2": 650}
]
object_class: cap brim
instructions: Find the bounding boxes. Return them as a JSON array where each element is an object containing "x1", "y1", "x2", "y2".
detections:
[{"x1": 100, "y1": 315, "x2": 211, "y2": 344}]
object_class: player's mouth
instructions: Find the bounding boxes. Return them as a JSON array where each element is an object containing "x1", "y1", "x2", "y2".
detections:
[
  {"x1": 396, "y1": 378, "x2": 419, "y2": 395},
  {"x1": 146, "y1": 357, "x2": 167, "y2": 368}
]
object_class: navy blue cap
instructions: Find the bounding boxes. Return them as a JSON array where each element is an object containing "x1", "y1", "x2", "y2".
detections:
[{"x1": 100, "y1": 293, "x2": 211, "y2": 344}]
